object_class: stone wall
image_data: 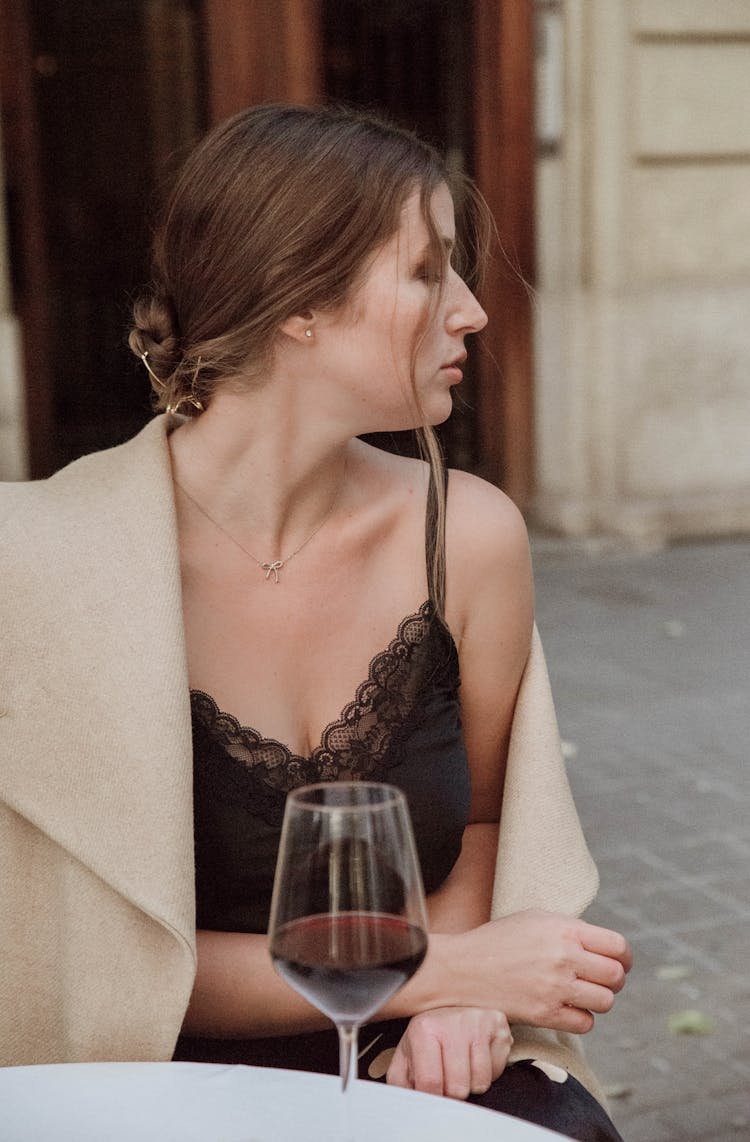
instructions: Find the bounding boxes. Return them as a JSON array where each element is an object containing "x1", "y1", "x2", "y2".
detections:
[{"x1": 534, "y1": 0, "x2": 750, "y2": 539}]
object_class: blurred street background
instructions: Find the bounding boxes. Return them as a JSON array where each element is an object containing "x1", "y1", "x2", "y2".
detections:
[{"x1": 533, "y1": 534, "x2": 750, "y2": 1142}]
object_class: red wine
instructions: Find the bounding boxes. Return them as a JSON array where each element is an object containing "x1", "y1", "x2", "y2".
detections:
[{"x1": 272, "y1": 912, "x2": 427, "y2": 1023}]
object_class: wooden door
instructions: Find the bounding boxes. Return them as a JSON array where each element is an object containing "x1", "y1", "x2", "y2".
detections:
[
  {"x1": 0, "y1": 0, "x2": 55, "y2": 476},
  {"x1": 474, "y1": 0, "x2": 536, "y2": 506},
  {"x1": 202, "y1": 0, "x2": 323, "y2": 119},
  {"x1": 0, "y1": 0, "x2": 206, "y2": 476}
]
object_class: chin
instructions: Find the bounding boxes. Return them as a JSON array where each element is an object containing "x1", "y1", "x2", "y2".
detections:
[
  {"x1": 364, "y1": 391, "x2": 454, "y2": 435},
  {"x1": 424, "y1": 393, "x2": 455, "y2": 428},
  {"x1": 391, "y1": 406, "x2": 452, "y2": 434},
  {"x1": 431, "y1": 404, "x2": 454, "y2": 427}
]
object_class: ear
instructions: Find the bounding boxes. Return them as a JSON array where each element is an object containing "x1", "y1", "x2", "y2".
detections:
[{"x1": 279, "y1": 312, "x2": 315, "y2": 343}]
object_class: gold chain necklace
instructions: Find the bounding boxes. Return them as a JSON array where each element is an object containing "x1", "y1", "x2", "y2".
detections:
[{"x1": 175, "y1": 470, "x2": 345, "y2": 584}]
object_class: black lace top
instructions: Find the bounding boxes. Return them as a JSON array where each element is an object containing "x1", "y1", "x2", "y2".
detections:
[
  {"x1": 189, "y1": 473, "x2": 471, "y2": 934},
  {"x1": 191, "y1": 604, "x2": 469, "y2": 931}
]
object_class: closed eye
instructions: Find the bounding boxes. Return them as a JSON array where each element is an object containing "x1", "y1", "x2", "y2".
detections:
[
  {"x1": 415, "y1": 240, "x2": 455, "y2": 286},
  {"x1": 415, "y1": 262, "x2": 443, "y2": 285}
]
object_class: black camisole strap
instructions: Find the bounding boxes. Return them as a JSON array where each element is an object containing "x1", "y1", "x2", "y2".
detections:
[{"x1": 425, "y1": 462, "x2": 449, "y2": 615}]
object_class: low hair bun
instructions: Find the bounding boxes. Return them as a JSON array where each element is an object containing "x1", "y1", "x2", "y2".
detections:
[{"x1": 128, "y1": 293, "x2": 184, "y2": 409}]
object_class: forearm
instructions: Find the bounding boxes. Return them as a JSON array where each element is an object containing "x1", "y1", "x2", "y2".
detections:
[
  {"x1": 183, "y1": 822, "x2": 499, "y2": 1038},
  {"x1": 181, "y1": 929, "x2": 331, "y2": 1038},
  {"x1": 181, "y1": 926, "x2": 466, "y2": 1040},
  {"x1": 182, "y1": 920, "x2": 473, "y2": 1038},
  {"x1": 182, "y1": 911, "x2": 629, "y2": 1040},
  {"x1": 182, "y1": 831, "x2": 629, "y2": 1040}
]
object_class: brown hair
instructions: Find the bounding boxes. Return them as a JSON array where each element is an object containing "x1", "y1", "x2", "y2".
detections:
[{"x1": 129, "y1": 103, "x2": 492, "y2": 610}]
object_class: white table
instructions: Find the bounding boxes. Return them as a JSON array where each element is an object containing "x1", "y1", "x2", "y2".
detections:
[{"x1": 0, "y1": 1062, "x2": 565, "y2": 1141}]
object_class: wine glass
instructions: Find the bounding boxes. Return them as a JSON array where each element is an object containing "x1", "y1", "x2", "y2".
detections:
[{"x1": 268, "y1": 781, "x2": 428, "y2": 1139}]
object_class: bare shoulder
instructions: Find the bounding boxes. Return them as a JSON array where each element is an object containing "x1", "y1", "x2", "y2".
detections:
[
  {"x1": 445, "y1": 468, "x2": 532, "y2": 591},
  {"x1": 354, "y1": 442, "x2": 526, "y2": 545}
]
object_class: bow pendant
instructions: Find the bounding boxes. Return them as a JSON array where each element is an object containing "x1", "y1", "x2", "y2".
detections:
[{"x1": 262, "y1": 560, "x2": 285, "y2": 584}]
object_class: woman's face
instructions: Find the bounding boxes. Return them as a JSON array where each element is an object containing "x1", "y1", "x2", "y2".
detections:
[{"x1": 317, "y1": 182, "x2": 488, "y2": 433}]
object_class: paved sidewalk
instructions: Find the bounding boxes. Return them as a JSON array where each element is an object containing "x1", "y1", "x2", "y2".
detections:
[{"x1": 530, "y1": 535, "x2": 750, "y2": 1142}]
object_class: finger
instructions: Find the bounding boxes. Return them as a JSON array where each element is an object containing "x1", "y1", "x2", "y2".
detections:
[
  {"x1": 580, "y1": 949, "x2": 628, "y2": 993},
  {"x1": 408, "y1": 1031, "x2": 445, "y2": 1097},
  {"x1": 569, "y1": 978, "x2": 618, "y2": 1015},
  {"x1": 489, "y1": 1027, "x2": 512, "y2": 1081},
  {"x1": 439, "y1": 1035, "x2": 473, "y2": 1101},
  {"x1": 580, "y1": 924, "x2": 633, "y2": 971},
  {"x1": 556, "y1": 1005, "x2": 596, "y2": 1034},
  {"x1": 469, "y1": 1037, "x2": 494, "y2": 1095}
]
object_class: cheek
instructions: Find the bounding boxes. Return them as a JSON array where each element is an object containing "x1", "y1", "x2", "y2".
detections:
[
  {"x1": 413, "y1": 318, "x2": 442, "y2": 372},
  {"x1": 366, "y1": 288, "x2": 432, "y2": 379},
  {"x1": 402, "y1": 299, "x2": 435, "y2": 355},
  {"x1": 380, "y1": 314, "x2": 421, "y2": 373}
]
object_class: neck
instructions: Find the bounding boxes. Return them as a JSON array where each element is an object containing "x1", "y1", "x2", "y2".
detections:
[{"x1": 168, "y1": 387, "x2": 353, "y2": 557}]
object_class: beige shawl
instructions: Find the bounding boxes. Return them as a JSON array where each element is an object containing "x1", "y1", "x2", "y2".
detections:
[{"x1": 0, "y1": 416, "x2": 604, "y2": 1103}]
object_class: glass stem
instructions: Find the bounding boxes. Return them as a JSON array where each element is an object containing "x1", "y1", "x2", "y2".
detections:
[{"x1": 338, "y1": 1021, "x2": 359, "y2": 1141}]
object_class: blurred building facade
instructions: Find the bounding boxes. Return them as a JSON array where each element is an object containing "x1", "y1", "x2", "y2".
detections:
[
  {"x1": 535, "y1": 0, "x2": 750, "y2": 539},
  {"x1": 1, "y1": 0, "x2": 749, "y2": 542}
]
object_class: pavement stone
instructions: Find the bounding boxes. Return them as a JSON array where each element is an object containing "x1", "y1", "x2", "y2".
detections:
[{"x1": 530, "y1": 535, "x2": 750, "y2": 1142}]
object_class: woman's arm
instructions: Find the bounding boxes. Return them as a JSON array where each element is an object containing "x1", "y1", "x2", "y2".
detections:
[
  {"x1": 398, "y1": 473, "x2": 631, "y2": 1033},
  {"x1": 180, "y1": 824, "x2": 502, "y2": 1039},
  {"x1": 183, "y1": 906, "x2": 631, "y2": 1040},
  {"x1": 182, "y1": 930, "x2": 329, "y2": 1038},
  {"x1": 444, "y1": 469, "x2": 534, "y2": 827}
]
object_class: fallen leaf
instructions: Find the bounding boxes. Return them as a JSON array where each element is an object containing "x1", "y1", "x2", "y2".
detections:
[
  {"x1": 667, "y1": 1009, "x2": 716, "y2": 1035},
  {"x1": 656, "y1": 964, "x2": 693, "y2": 981},
  {"x1": 603, "y1": 1083, "x2": 633, "y2": 1100},
  {"x1": 368, "y1": 1048, "x2": 396, "y2": 1079}
]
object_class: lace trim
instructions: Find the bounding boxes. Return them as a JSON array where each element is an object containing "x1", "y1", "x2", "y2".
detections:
[{"x1": 191, "y1": 600, "x2": 453, "y2": 794}]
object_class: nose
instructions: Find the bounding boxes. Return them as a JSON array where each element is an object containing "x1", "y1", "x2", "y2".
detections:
[{"x1": 446, "y1": 269, "x2": 488, "y2": 334}]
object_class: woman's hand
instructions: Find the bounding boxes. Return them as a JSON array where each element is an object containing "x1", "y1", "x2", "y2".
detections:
[
  {"x1": 432, "y1": 910, "x2": 632, "y2": 1035},
  {"x1": 386, "y1": 1007, "x2": 512, "y2": 1099}
]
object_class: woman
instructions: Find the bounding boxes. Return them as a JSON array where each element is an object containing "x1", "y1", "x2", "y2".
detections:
[{"x1": 0, "y1": 105, "x2": 630, "y2": 1139}]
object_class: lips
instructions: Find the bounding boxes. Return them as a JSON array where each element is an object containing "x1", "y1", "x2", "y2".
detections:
[
  {"x1": 440, "y1": 352, "x2": 467, "y2": 383},
  {"x1": 441, "y1": 351, "x2": 467, "y2": 370}
]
